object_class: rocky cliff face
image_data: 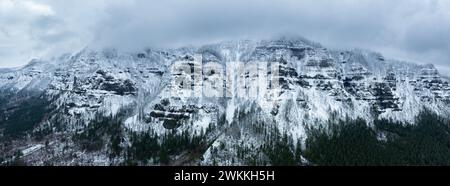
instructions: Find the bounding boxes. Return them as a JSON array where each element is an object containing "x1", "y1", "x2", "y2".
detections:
[{"x1": 0, "y1": 37, "x2": 449, "y2": 165}]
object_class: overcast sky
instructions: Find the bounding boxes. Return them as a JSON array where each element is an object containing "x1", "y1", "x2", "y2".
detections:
[{"x1": 1, "y1": 0, "x2": 449, "y2": 73}]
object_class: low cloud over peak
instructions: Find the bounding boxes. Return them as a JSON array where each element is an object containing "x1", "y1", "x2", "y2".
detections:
[{"x1": 0, "y1": 0, "x2": 449, "y2": 73}]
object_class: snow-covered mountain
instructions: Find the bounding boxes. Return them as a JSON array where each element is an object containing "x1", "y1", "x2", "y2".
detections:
[{"x1": 0, "y1": 37, "x2": 449, "y2": 165}]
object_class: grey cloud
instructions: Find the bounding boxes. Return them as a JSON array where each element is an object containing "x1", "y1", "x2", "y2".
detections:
[{"x1": 1, "y1": 0, "x2": 450, "y2": 74}]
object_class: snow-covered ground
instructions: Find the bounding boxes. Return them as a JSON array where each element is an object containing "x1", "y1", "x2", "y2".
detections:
[{"x1": 0, "y1": 37, "x2": 449, "y2": 165}]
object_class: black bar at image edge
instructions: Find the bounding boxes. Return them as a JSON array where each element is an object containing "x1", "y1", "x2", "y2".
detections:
[{"x1": 0, "y1": 166, "x2": 448, "y2": 185}]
